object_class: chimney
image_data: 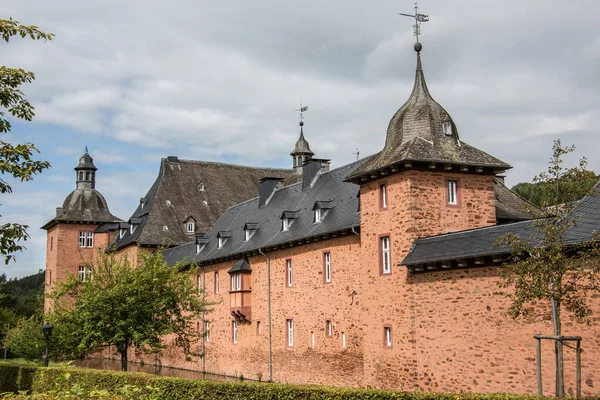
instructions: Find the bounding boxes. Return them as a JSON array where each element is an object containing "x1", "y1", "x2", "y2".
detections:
[
  {"x1": 55, "y1": 207, "x2": 64, "y2": 217},
  {"x1": 259, "y1": 177, "x2": 284, "y2": 207},
  {"x1": 302, "y1": 159, "x2": 327, "y2": 191},
  {"x1": 496, "y1": 175, "x2": 506, "y2": 185},
  {"x1": 166, "y1": 156, "x2": 179, "y2": 163}
]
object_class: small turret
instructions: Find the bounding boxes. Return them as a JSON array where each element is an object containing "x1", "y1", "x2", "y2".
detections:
[
  {"x1": 290, "y1": 121, "x2": 314, "y2": 173},
  {"x1": 74, "y1": 147, "x2": 98, "y2": 189}
]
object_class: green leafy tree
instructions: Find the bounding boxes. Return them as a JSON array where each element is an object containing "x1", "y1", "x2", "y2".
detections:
[
  {"x1": 3, "y1": 314, "x2": 45, "y2": 362},
  {"x1": 49, "y1": 250, "x2": 210, "y2": 371},
  {"x1": 0, "y1": 18, "x2": 53, "y2": 264},
  {"x1": 512, "y1": 171, "x2": 598, "y2": 208},
  {"x1": 498, "y1": 140, "x2": 600, "y2": 396}
]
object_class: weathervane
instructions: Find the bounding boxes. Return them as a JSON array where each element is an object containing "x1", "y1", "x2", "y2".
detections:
[
  {"x1": 399, "y1": 2, "x2": 429, "y2": 44},
  {"x1": 353, "y1": 148, "x2": 360, "y2": 161},
  {"x1": 85, "y1": 145, "x2": 89, "y2": 154},
  {"x1": 294, "y1": 103, "x2": 309, "y2": 122}
]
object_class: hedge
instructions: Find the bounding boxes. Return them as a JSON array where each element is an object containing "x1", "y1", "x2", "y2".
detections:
[{"x1": 0, "y1": 362, "x2": 568, "y2": 400}]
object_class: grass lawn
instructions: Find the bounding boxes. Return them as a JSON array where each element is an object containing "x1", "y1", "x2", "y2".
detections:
[{"x1": 3, "y1": 357, "x2": 64, "y2": 367}]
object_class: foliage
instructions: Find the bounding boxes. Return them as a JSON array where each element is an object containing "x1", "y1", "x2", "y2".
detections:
[
  {"x1": 48, "y1": 251, "x2": 211, "y2": 370},
  {"x1": 0, "y1": 18, "x2": 53, "y2": 264},
  {"x1": 511, "y1": 170, "x2": 598, "y2": 208},
  {"x1": 3, "y1": 316, "x2": 45, "y2": 362},
  {"x1": 498, "y1": 140, "x2": 600, "y2": 321},
  {"x1": 497, "y1": 140, "x2": 600, "y2": 396},
  {"x1": 0, "y1": 363, "x2": 556, "y2": 400}
]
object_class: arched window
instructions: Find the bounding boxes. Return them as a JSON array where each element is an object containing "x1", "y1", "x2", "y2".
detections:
[
  {"x1": 85, "y1": 172, "x2": 91, "y2": 180},
  {"x1": 79, "y1": 171, "x2": 83, "y2": 180},
  {"x1": 297, "y1": 156, "x2": 302, "y2": 166}
]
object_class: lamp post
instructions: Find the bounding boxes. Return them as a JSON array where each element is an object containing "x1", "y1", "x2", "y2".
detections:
[{"x1": 42, "y1": 323, "x2": 53, "y2": 367}]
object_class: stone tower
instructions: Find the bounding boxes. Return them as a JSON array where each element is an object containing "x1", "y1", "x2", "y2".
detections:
[
  {"x1": 346, "y1": 43, "x2": 512, "y2": 387},
  {"x1": 42, "y1": 150, "x2": 121, "y2": 312}
]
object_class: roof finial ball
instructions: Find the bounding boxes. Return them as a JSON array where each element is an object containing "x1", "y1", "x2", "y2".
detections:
[
  {"x1": 299, "y1": 121, "x2": 304, "y2": 127},
  {"x1": 414, "y1": 42, "x2": 422, "y2": 53}
]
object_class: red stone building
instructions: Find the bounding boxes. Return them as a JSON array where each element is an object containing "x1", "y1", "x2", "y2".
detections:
[{"x1": 44, "y1": 43, "x2": 600, "y2": 396}]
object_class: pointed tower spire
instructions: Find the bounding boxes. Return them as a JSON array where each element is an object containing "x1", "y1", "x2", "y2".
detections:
[{"x1": 291, "y1": 104, "x2": 314, "y2": 172}]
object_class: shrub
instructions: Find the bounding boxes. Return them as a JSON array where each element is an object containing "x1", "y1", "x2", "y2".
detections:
[
  {"x1": 3, "y1": 316, "x2": 45, "y2": 362},
  {"x1": 0, "y1": 362, "x2": 560, "y2": 400}
]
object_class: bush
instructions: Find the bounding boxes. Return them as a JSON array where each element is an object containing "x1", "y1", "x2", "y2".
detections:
[{"x1": 0, "y1": 362, "x2": 560, "y2": 400}]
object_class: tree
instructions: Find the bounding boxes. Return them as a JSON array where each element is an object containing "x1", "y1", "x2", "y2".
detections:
[
  {"x1": 3, "y1": 314, "x2": 45, "y2": 362},
  {"x1": 498, "y1": 140, "x2": 600, "y2": 396},
  {"x1": 0, "y1": 18, "x2": 53, "y2": 264},
  {"x1": 511, "y1": 170, "x2": 598, "y2": 208},
  {"x1": 48, "y1": 250, "x2": 210, "y2": 371}
]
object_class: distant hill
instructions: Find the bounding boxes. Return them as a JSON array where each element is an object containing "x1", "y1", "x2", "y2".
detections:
[
  {"x1": 511, "y1": 171, "x2": 599, "y2": 208},
  {"x1": 0, "y1": 270, "x2": 44, "y2": 319}
]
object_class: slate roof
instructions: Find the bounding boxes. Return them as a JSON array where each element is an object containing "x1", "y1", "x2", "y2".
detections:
[
  {"x1": 494, "y1": 178, "x2": 543, "y2": 222},
  {"x1": 347, "y1": 49, "x2": 511, "y2": 183},
  {"x1": 291, "y1": 125, "x2": 314, "y2": 156},
  {"x1": 163, "y1": 159, "x2": 366, "y2": 266},
  {"x1": 401, "y1": 186, "x2": 600, "y2": 267},
  {"x1": 109, "y1": 157, "x2": 294, "y2": 250}
]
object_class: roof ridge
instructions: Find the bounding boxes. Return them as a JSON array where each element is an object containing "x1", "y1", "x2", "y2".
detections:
[{"x1": 162, "y1": 157, "x2": 292, "y2": 171}]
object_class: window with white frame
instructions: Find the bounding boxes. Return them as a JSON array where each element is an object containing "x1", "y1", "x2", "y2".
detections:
[
  {"x1": 186, "y1": 221, "x2": 195, "y2": 233},
  {"x1": 214, "y1": 271, "x2": 219, "y2": 294},
  {"x1": 218, "y1": 237, "x2": 227, "y2": 248},
  {"x1": 287, "y1": 319, "x2": 294, "y2": 347},
  {"x1": 282, "y1": 217, "x2": 290, "y2": 231},
  {"x1": 257, "y1": 321, "x2": 262, "y2": 335},
  {"x1": 231, "y1": 273, "x2": 241, "y2": 291},
  {"x1": 119, "y1": 229, "x2": 126, "y2": 239},
  {"x1": 314, "y1": 208, "x2": 322, "y2": 223},
  {"x1": 232, "y1": 321, "x2": 238, "y2": 344},
  {"x1": 342, "y1": 332, "x2": 346, "y2": 348},
  {"x1": 286, "y1": 259, "x2": 292, "y2": 287},
  {"x1": 380, "y1": 184, "x2": 388, "y2": 209},
  {"x1": 381, "y1": 236, "x2": 391, "y2": 274},
  {"x1": 384, "y1": 326, "x2": 392, "y2": 347},
  {"x1": 79, "y1": 232, "x2": 93, "y2": 248},
  {"x1": 442, "y1": 122, "x2": 453, "y2": 136},
  {"x1": 326, "y1": 320, "x2": 333, "y2": 337},
  {"x1": 196, "y1": 244, "x2": 204, "y2": 254},
  {"x1": 447, "y1": 180, "x2": 458, "y2": 205},
  {"x1": 205, "y1": 321, "x2": 210, "y2": 342},
  {"x1": 324, "y1": 252, "x2": 331, "y2": 283},
  {"x1": 244, "y1": 228, "x2": 255, "y2": 242},
  {"x1": 311, "y1": 331, "x2": 315, "y2": 347},
  {"x1": 130, "y1": 224, "x2": 136, "y2": 235},
  {"x1": 78, "y1": 266, "x2": 86, "y2": 282}
]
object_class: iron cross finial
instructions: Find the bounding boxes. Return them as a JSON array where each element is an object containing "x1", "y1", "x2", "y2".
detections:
[
  {"x1": 293, "y1": 103, "x2": 309, "y2": 122},
  {"x1": 85, "y1": 145, "x2": 89, "y2": 154},
  {"x1": 399, "y1": 2, "x2": 429, "y2": 43}
]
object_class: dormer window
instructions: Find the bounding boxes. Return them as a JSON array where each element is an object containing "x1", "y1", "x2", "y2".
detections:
[
  {"x1": 195, "y1": 237, "x2": 209, "y2": 254},
  {"x1": 119, "y1": 229, "x2": 126, "y2": 239},
  {"x1": 243, "y1": 223, "x2": 259, "y2": 242},
  {"x1": 313, "y1": 200, "x2": 334, "y2": 223},
  {"x1": 198, "y1": 182, "x2": 205, "y2": 192},
  {"x1": 282, "y1": 218, "x2": 291, "y2": 231},
  {"x1": 217, "y1": 231, "x2": 232, "y2": 248},
  {"x1": 130, "y1": 225, "x2": 136, "y2": 235},
  {"x1": 281, "y1": 211, "x2": 299, "y2": 232},
  {"x1": 442, "y1": 122, "x2": 452, "y2": 136}
]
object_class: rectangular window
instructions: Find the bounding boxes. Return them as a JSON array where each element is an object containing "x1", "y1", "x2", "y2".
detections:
[
  {"x1": 448, "y1": 180, "x2": 457, "y2": 205},
  {"x1": 196, "y1": 321, "x2": 200, "y2": 333},
  {"x1": 78, "y1": 266, "x2": 86, "y2": 282},
  {"x1": 286, "y1": 259, "x2": 292, "y2": 287},
  {"x1": 218, "y1": 237, "x2": 226, "y2": 248},
  {"x1": 311, "y1": 331, "x2": 315, "y2": 347},
  {"x1": 282, "y1": 218, "x2": 289, "y2": 231},
  {"x1": 231, "y1": 273, "x2": 241, "y2": 291},
  {"x1": 314, "y1": 208, "x2": 322, "y2": 223},
  {"x1": 205, "y1": 321, "x2": 210, "y2": 342},
  {"x1": 214, "y1": 271, "x2": 219, "y2": 294},
  {"x1": 197, "y1": 274, "x2": 201, "y2": 293},
  {"x1": 78, "y1": 232, "x2": 86, "y2": 247},
  {"x1": 86, "y1": 232, "x2": 93, "y2": 248},
  {"x1": 232, "y1": 321, "x2": 238, "y2": 344},
  {"x1": 187, "y1": 221, "x2": 195, "y2": 232},
  {"x1": 50, "y1": 237, "x2": 53, "y2": 251},
  {"x1": 49, "y1": 270, "x2": 52, "y2": 285},
  {"x1": 342, "y1": 332, "x2": 346, "y2": 348},
  {"x1": 326, "y1": 320, "x2": 332, "y2": 337},
  {"x1": 381, "y1": 236, "x2": 391, "y2": 275},
  {"x1": 244, "y1": 229, "x2": 250, "y2": 241},
  {"x1": 287, "y1": 319, "x2": 294, "y2": 347},
  {"x1": 380, "y1": 184, "x2": 388, "y2": 210},
  {"x1": 324, "y1": 252, "x2": 331, "y2": 283},
  {"x1": 256, "y1": 321, "x2": 262, "y2": 335},
  {"x1": 384, "y1": 326, "x2": 392, "y2": 348}
]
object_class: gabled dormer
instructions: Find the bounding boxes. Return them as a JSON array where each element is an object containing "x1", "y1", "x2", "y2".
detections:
[
  {"x1": 183, "y1": 216, "x2": 196, "y2": 234},
  {"x1": 217, "y1": 231, "x2": 232, "y2": 248},
  {"x1": 243, "y1": 222, "x2": 259, "y2": 241},
  {"x1": 281, "y1": 211, "x2": 299, "y2": 231},
  {"x1": 313, "y1": 200, "x2": 335, "y2": 223}
]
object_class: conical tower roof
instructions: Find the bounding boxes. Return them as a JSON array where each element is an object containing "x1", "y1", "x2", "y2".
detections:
[
  {"x1": 75, "y1": 151, "x2": 97, "y2": 171},
  {"x1": 347, "y1": 43, "x2": 510, "y2": 183},
  {"x1": 290, "y1": 122, "x2": 314, "y2": 156}
]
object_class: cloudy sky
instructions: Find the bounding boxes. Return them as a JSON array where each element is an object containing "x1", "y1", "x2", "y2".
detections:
[{"x1": 2, "y1": 0, "x2": 599, "y2": 278}]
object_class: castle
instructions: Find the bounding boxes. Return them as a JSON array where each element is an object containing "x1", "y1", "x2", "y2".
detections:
[{"x1": 43, "y1": 42, "x2": 600, "y2": 395}]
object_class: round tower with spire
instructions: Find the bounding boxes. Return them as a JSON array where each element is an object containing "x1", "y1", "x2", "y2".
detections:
[
  {"x1": 42, "y1": 149, "x2": 121, "y2": 312},
  {"x1": 290, "y1": 121, "x2": 314, "y2": 173}
]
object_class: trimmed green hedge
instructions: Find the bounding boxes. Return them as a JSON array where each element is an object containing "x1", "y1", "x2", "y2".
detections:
[{"x1": 0, "y1": 362, "x2": 559, "y2": 400}]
